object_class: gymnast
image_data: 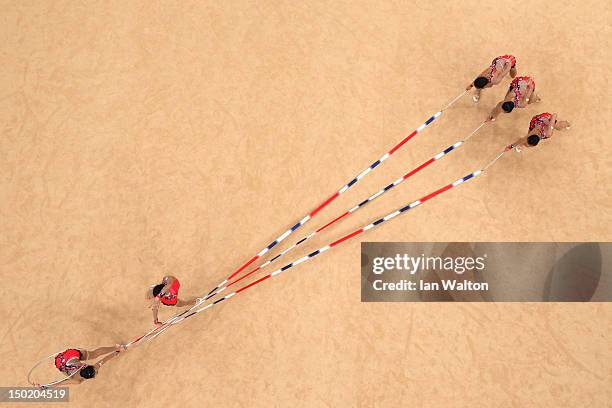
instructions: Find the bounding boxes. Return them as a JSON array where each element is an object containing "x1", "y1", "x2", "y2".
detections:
[
  {"x1": 506, "y1": 112, "x2": 571, "y2": 152},
  {"x1": 33, "y1": 345, "x2": 126, "y2": 387},
  {"x1": 487, "y1": 76, "x2": 541, "y2": 121},
  {"x1": 146, "y1": 275, "x2": 198, "y2": 326},
  {"x1": 466, "y1": 55, "x2": 518, "y2": 102}
]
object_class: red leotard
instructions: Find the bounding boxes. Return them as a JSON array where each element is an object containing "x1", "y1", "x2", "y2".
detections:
[
  {"x1": 509, "y1": 76, "x2": 534, "y2": 106},
  {"x1": 529, "y1": 112, "x2": 554, "y2": 138},
  {"x1": 498, "y1": 54, "x2": 516, "y2": 68},
  {"x1": 486, "y1": 55, "x2": 517, "y2": 81},
  {"x1": 158, "y1": 278, "x2": 180, "y2": 306},
  {"x1": 55, "y1": 348, "x2": 82, "y2": 373}
]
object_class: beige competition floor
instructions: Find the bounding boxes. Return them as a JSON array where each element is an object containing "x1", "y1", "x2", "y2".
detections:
[{"x1": 1, "y1": 1, "x2": 611, "y2": 407}]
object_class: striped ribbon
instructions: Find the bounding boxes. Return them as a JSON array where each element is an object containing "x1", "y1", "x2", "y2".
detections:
[
  {"x1": 203, "y1": 91, "x2": 468, "y2": 298},
  {"x1": 124, "y1": 90, "x2": 470, "y2": 348},
  {"x1": 125, "y1": 148, "x2": 504, "y2": 348},
  {"x1": 158, "y1": 151, "x2": 506, "y2": 332},
  {"x1": 205, "y1": 121, "x2": 488, "y2": 300}
]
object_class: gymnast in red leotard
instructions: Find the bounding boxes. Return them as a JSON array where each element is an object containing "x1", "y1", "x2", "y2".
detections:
[
  {"x1": 487, "y1": 75, "x2": 541, "y2": 121},
  {"x1": 31, "y1": 344, "x2": 126, "y2": 388},
  {"x1": 146, "y1": 275, "x2": 198, "y2": 326},
  {"x1": 466, "y1": 55, "x2": 517, "y2": 102},
  {"x1": 505, "y1": 112, "x2": 571, "y2": 152}
]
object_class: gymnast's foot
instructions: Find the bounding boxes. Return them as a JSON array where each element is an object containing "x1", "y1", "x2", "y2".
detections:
[{"x1": 472, "y1": 94, "x2": 480, "y2": 103}]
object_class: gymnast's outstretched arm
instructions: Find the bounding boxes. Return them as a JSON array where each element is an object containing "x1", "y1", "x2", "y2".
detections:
[
  {"x1": 85, "y1": 345, "x2": 122, "y2": 360},
  {"x1": 487, "y1": 102, "x2": 503, "y2": 121},
  {"x1": 94, "y1": 349, "x2": 124, "y2": 370}
]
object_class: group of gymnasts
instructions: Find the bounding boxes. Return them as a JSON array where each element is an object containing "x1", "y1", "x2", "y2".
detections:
[
  {"x1": 466, "y1": 54, "x2": 571, "y2": 150},
  {"x1": 36, "y1": 276, "x2": 196, "y2": 387},
  {"x1": 39, "y1": 54, "x2": 571, "y2": 388}
]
